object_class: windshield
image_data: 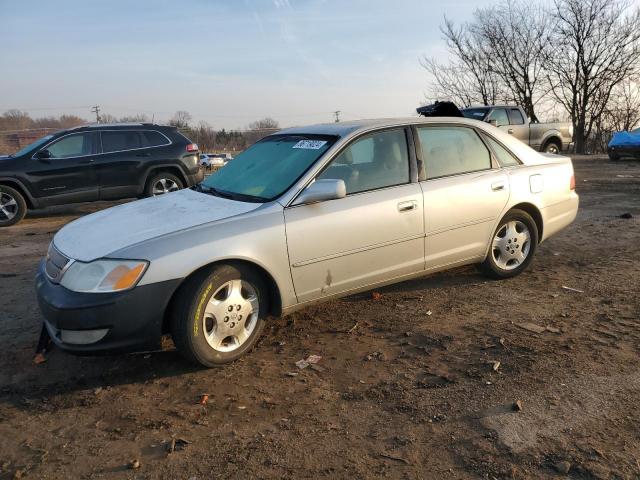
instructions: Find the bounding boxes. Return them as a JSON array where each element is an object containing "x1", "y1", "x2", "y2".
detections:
[
  {"x1": 11, "y1": 134, "x2": 54, "y2": 157},
  {"x1": 462, "y1": 108, "x2": 489, "y2": 121},
  {"x1": 201, "y1": 134, "x2": 336, "y2": 202}
]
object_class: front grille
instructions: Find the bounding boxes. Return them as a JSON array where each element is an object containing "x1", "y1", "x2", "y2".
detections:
[{"x1": 45, "y1": 243, "x2": 70, "y2": 284}]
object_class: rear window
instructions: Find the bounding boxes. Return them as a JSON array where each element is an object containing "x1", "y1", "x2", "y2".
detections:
[
  {"x1": 142, "y1": 131, "x2": 170, "y2": 147},
  {"x1": 508, "y1": 109, "x2": 525, "y2": 125},
  {"x1": 101, "y1": 131, "x2": 143, "y2": 153}
]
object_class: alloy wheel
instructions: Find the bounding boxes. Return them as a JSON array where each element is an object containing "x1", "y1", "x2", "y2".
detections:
[
  {"x1": 0, "y1": 192, "x2": 18, "y2": 221},
  {"x1": 491, "y1": 220, "x2": 531, "y2": 271},
  {"x1": 152, "y1": 178, "x2": 180, "y2": 195},
  {"x1": 202, "y1": 279, "x2": 260, "y2": 352}
]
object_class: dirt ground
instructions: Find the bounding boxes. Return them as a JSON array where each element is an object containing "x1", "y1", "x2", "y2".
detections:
[{"x1": 0, "y1": 155, "x2": 638, "y2": 480}]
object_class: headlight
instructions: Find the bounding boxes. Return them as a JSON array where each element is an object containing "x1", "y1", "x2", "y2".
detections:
[{"x1": 60, "y1": 259, "x2": 148, "y2": 293}]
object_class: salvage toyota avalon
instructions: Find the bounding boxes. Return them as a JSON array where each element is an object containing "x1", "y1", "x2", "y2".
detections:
[{"x1": 36, "y1": 117, "x2": 579, "y2": 367}]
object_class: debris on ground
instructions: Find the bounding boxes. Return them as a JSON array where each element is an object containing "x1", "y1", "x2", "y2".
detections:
[
  {"x1": 295, "y1": 360, "x2": 309, "y2": 369},
  {"x1": 553, "y1": 460, "x2": 571, "y2": 474},
  {"x1": 512, "y1": 400, "x2": 523, "y2": 411},
  {"x1": 489, "y1": 360, "x2": 501, "y2": 372},
  {"x1": 516, "y1": 322, "x2": 547, "y2": 334},
  {"x1": 379, "y1": 453, "x2": 410, "y2": 465},
  {"x1": 166, "y1": 438, "x2": 191, "y2": 454},
  {"x1": 285, "y1": 372, "x2": 298, "y2": 377},
  {"x1": 199, "y1": 394, "x2": 209, "y2": 405},
  {"x1": 306, "y1": 354, "x2": 322, "y2": 364},
  {"x1": 562, "y1": 285, "x2": 584, "y2": 293},
  {"x1": 619, "y1": 212, "x2": 633, "y2": 219},
  {"x1": 546, "y1": 326, "x2": 561, "y2": 334},
  {"x1": 365, "y1": 351, "x2": 386, "y2": 361},
  {"x1": 426, "y1": 310, "x2": 433, "y2": 316},
  {"x1": 128, "y1": 459, "x2": 141, "y2": 470},
  {"x1": 347, "y1": 322, "x2": 358, "y2": 333},
  {"x1": 371, "y1": 291, "x2": 382, "y2": 300},
  {"x1": 33, "y1": 353, "x2": 46, "y2": 365}
]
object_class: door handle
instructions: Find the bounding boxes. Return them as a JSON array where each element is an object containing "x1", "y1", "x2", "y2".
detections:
[
  {"x1": 491, "y1": 181, "x2": 505, "y2": 191},
  {"x1": 397, "y1": 200, "x2": 417, "y2": 212},
  {"x1": 508, "y1": 129, "x2": 514, "y2": 134}
]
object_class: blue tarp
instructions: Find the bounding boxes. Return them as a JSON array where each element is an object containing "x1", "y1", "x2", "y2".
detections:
[{"x1": 609, "y1": 129, "x2": 640, "y2": 148}]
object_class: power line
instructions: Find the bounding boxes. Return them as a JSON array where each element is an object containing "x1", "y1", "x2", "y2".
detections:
[{"x1": 90, "y1": 105, "x2": 101, "y2": 123}]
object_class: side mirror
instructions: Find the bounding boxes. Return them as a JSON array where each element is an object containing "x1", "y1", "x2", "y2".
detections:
[
  {"x1": 488, "y1": 119, "x2": 498, "y2": 127},
  {"x1": 36, "y1": 149, "x2": 52, "y2": 159},
  {"x1": 293, "y1": 179, "x2": 346, "y2": 205}
]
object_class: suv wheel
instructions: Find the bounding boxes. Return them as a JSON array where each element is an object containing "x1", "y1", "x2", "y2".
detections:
[
  {"x1": 543, "y1": 141, "x2": 560, "y2": 155},
  {"x1": 0, "y1": 185, "x2": 27, "y2": 227},
  {"x1": 146, "y1": 172, "x2": 183, "y2": 197},
  {"x1": 170, "y1": 264, "x2": 269, "y2": 367},
  {"x1": 479, "y1": 209, "x2": 539, "y2": 279}
]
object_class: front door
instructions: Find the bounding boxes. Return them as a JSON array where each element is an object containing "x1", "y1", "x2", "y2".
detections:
[
  {"x1": 29, "y1": 131, "x2": 99, "y2": 205},
  {"x1": 415, "y1": 125, "x2": 509, "y2": 269},
  {"x1": 284, "y1": 128, "x2": 425, "y2": 303}
]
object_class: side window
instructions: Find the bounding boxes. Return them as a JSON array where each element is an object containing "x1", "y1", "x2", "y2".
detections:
[
  {"x1": 46, "y1": 133, "x2": 94, "y2": 158},
  {"x1": 487, "y1": 109, "x2": 509, "y2": 127},
  {"x1": 482, "y1": 134, "x2": 521, "y2": 167},
  {"x1": 142, "y1": 131, "x2": 170, "y2": 147},
  {"x1": 101, "y1": 131, "x2": 143, "y2": 153},
  {"x1": 508, "y1": 108, "x2": 525, "y2": 125},
  {"x1": 417, "y1": 126, "x2": 492, "y2": 179},
  {"x1": 317, "y1": 129, "x2": 409, "y2": 194}
]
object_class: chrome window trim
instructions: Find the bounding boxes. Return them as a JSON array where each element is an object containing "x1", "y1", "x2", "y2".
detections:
[{"x1": 32, "y1": 129, "x2": 172, "y2": 160}]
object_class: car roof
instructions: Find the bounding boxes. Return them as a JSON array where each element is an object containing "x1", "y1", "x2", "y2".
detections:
[{"x1": 277, "y1": 116, "x2": 486, "y2": 138}]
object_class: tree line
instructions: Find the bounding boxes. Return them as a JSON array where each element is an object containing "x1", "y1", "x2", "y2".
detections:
[
  {"x1": 0, "y1": 109, "x2": 279, "y2": 154},
  {"x1": 423, "y1": 0, "x2": 640, "y2": 153}
]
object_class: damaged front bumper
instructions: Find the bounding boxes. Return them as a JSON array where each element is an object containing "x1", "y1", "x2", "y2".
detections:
[{"x1": 35, "y1": 260, "x2": 181, "y2": 354}]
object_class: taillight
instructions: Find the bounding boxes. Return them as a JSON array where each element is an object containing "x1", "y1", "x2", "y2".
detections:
[
  {"x1": 186, "y1": 143, "x2": 198, "y2": 152},
  {"x1": 570, "y1": 174, "x2": 575, "y2": 190}
]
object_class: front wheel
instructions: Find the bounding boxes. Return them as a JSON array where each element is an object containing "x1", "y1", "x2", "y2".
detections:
[
  {"x1": 170, "y1": 264, "x2": 269, "y2": 367},
  {"x1": 479, "y1": 209, "x2": 539, "y2": 279},
  {"x1": 0, "y1": 185, "x2": 27, "y2": 227}
]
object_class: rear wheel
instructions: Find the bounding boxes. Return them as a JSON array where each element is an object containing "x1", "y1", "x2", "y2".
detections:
[
  {"x1": 479, "y1": 209, "x2": 538, "y2": 279},
  {"x1": 170, "y1": 264, "x2": 269, "y2": 367},
  {"x1": 543, "y1": 141, "x2": 561, "y2": 155},
  {"x1": 608, "y1": 151, "x2": 620, "y2": 161},
  {"x1": 0, "y1": 185, "x2": 27, "y2": 227},
  {"x1": 145, "y1": 172, "x2": 183, "y2": 197}
]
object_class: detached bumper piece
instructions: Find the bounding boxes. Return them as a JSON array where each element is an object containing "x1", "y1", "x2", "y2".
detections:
[{"x1": 35, "y1": 260, "x2": 181, "y2": 354}]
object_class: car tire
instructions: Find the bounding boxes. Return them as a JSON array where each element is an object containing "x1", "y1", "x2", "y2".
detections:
[
  {"x1": 608, "y1": 152, "x2": 620, "y2": 161},
  {"x1": 478, "y1": 209, "x2": 539, "y2": 280},
  {"x1": 543, "y1": 141, "x2": 561, "y2": 155},
  {"x1": 0, "y1": 185, "x2": 27, "y2": 227},
  {"x1": 170, "y1": 264, "x2": 269, "y2": 367},
  {"x1": 145, "y1": 172, "x2": 184, "y2": 197}
]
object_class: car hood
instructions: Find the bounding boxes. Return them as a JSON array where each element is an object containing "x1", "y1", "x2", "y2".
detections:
[{"x1": 54, "y1": 189, "x2": 261, "y2": 262}]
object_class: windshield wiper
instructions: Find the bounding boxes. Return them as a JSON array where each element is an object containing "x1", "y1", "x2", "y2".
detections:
[{"x1": 193, "y1": 184, "x2": 265, "y2": 202}]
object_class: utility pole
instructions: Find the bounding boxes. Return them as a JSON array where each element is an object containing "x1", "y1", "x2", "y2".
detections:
[
  {"x1": 333, "y1": 110, "x2": 341, "y2": 123},
  {"x1": 91, "y1": 105, "x2": 101, "y2": 123}
]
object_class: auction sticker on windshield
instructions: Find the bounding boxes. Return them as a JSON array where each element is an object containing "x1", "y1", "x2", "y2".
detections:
[{"x1": 293, "y1": 140, "x2": 327, "y2": 149}]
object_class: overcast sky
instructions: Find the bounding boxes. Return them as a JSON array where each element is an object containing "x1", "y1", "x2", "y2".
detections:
[{"x1": 1, "y1": 0, "x2": 501, "y2": 129}]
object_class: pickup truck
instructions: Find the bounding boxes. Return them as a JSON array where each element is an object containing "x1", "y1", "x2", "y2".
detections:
[{"x1": 462, "y1": 105, "x2": 574, "y2": 154}]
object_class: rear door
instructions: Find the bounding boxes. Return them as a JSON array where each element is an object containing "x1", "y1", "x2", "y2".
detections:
[
  {"x1": 415, "y1": 125, "x2": 509, "y2": 270},
  {"x1": 29, "y1": 132, "x2": 99, "y2": 204},
  {"x1": 96, "y1": 130, "x2": 170, "y2": 199},
  {"x1": 284, "y1": 128, "x2": 425, "y2": 303}
]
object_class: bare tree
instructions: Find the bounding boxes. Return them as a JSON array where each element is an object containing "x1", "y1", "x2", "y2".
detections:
[
  {"x1": 169, "y1": 110, "x2": 193, "y2": 129},
  {"x1": 423, "y1": 18, "x2": 501, "y2": 107},
  {"x1": 244, "y1": 117, "x2": 280, "y2": 145},
  {"x1": 474, "y1": 1, "x2": 551, "y2": 122},
  {"x1": 604, "y1": 76, "x2": 640, "y2": 132},
  {"x1": 546, "y1": 0, "x2": 640, "y2": 153}
]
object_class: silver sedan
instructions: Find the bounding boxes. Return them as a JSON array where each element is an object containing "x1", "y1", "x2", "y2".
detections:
[{"x1": 36, "y1": 117, "x2": 579, "y2": 367}]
